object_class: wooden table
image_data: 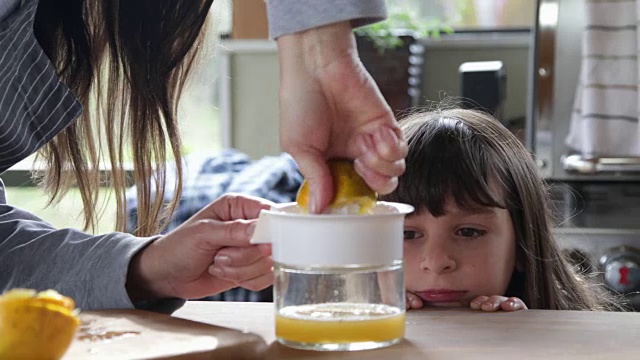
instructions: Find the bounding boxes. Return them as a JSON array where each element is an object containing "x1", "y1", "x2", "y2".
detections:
[{"x1": 173, "y1": 301, "x2": 640, "y2": 359}]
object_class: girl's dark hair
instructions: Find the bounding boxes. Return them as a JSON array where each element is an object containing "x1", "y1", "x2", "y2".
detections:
[
  {"x1": 382, "y1": 108, "x2": 622, "y2": 311},
  {"x1": 33, "y1": 0, "x2": 214, "y2": 235}
]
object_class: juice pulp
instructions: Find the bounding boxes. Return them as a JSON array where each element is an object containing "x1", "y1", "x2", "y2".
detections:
[{"x1": 275, "y1": 303, "x2": 405, "y2": 344}]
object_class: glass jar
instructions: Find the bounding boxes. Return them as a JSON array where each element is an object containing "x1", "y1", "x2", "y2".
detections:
[{"x1": 251, "y1": 202, "x2": 413, "y2": 351}]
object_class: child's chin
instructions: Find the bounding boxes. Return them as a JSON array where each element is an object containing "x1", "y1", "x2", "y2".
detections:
[{"x1": 425, "y1": 301, "x2": 465, "y2": 308}]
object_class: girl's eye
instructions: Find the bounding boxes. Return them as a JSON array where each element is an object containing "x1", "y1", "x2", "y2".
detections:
[
  {"x1": 456, "y1": 227, "x2": 486, "y2": 238},
  {"x1": 403, "y1": 230, "x2": 422, "y2": 241}
]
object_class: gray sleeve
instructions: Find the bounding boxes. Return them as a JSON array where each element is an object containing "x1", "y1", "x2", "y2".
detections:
[
  {"x1": 0, "y1": 0, "x2": 20, "y2": 22},
  {"x1": 0, "y1": 180, "x2": 181, "y2": 312},
  {"x1": 266, "y1": 0, "x2": 387, "y2": 39}
]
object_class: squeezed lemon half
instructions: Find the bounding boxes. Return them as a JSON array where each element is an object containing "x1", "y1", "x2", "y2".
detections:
[
  {"x1": 296, "y1": 159, "x2": 377, "y2": 215},
  {"x1": 0, "y1": 288, "x2": 80, "y2": 360}
]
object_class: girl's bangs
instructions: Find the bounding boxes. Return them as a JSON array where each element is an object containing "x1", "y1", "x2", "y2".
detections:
[{"x1": 382, "y1": 117, "x2": 507, "y2": 216}]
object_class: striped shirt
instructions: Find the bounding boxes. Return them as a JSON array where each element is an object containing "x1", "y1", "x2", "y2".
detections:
[
  {"x1": 0, "y1": 0, "x2": 20, "y2": 21},
  {"x1": 0, "y1": 0, "x2": 82, "y2": 173},
  {"x1": 0, "y1": 0, "x2": 82, "y2": 174}
]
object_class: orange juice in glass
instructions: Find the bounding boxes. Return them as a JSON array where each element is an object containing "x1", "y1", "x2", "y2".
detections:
[
  {"x1": 252, "y1": 201, "x2": 413, "y2": 351},
  {"x1": 276, "y1": 302, "x2": 406, "y2": 348}
]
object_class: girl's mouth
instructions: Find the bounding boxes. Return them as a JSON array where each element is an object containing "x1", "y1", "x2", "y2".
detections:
[{"x1": 414, "y1": 289, "x2": 468, "y2": 304}]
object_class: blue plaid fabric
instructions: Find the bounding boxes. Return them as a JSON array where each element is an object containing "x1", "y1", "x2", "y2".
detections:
[
  {"x1": 125, "y1": 149, "x2": 302, "y2": 302},
  {"x1": 126, "y1": 149, "x2": 302, "y2": 233}
]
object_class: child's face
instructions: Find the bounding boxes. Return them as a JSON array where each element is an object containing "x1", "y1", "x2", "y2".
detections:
[{"x1": 403, "y1": 200, "x2": 516, "y2": 307}]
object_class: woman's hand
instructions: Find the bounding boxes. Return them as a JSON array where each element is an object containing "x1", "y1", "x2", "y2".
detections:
[
  {"x1": 277, "y1": 21, "x2": 407, "y2": 213},
  {"x1": 126, "y1": 194, "x2": 274, "y2": 302},
  {"x1": 470, "y1": 295, "x2": 528, "y2": 312}
]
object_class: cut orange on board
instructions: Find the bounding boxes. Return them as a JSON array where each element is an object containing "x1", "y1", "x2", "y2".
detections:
[
  {"x1": 296, "y1": 159, "x2": 377, "y2": 215},
  {"x1": 0, "y1": 288, "x2": 80, "y2": 360}
]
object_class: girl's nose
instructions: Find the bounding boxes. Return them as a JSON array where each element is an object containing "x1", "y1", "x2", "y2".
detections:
[{"x1": 419, "y1": 242, "x2": 457, "y2": 274}]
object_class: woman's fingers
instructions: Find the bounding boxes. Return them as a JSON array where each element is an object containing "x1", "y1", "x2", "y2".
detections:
[
  {"x1": 187, "y1": 219, "x2": 255, "y2": 251},
  {"x1": 193, "y1": 193, "x2": 273, "y2": 222},
  {"x1": 208, "y1": 247, "x2": 274, "y2": 291},
  {"x1": 354, "y1": 129, "x2": 407, "y2": 195},
  {"x1": 214, "y1": 246, "x2": 265, "y2": 267},
  {"x1": 354, "y1": 157, "x2": 399, "y2": 195},
  {"x1": 238, "y1": 271, "x2": 275, "y2": 292},
  {"x1": 209, "y1": 253, "x2": 273, "y2": 285}
]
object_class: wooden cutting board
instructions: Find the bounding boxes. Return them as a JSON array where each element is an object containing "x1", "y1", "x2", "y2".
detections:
[{"x1": 63, "y1": 309, "x2": 267, "y2": 359}]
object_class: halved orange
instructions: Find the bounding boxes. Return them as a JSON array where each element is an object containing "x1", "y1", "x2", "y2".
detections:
[
  {"x1": 296, "y1": 159, "x2": 377, "y2": 215},
  {"x1": 0, "y1": 288, "x2": 80, "y2": 360}
]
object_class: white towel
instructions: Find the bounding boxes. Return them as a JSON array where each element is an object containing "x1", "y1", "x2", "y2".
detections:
[{"x1": 565, "y1": 0, "x2": 640, "y2": 158}]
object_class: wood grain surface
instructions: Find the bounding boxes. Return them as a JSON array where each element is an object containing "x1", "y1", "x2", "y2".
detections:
[
  {"x1": 174, "y1": 301, "x2": 640, "y2": 360},
  {"x1": 64, "y1": 308, "x2": 266, "y2": 360}
]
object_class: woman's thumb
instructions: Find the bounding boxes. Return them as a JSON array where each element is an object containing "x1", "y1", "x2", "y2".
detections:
[{"x1": 295, "y1": 152, "x2": 334, "y2": 214}]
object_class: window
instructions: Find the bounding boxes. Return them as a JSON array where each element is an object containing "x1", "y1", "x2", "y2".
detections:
[
  {"x1": 398, "y1": 0, "x2": 536, "y2": 31},
  {"x1": 178, "y1": 0, "x2": 231, "y2": 156}
]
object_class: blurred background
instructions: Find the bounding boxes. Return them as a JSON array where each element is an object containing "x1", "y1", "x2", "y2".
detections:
[{"x1": 3, "y1": 0, "x2": 534, "y2": 232}]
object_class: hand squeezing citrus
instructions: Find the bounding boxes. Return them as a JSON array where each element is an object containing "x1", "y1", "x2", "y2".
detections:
[
  {"x1": 0, "y1": 288, "x2": 80, "y2": 360},
  {"x1": 296, "y1": 159, "x2": 377, "y2": 215}
]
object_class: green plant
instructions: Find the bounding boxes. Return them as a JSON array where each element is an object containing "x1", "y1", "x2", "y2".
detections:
[{"x1": 354, "y1": 5, "x2": 453, "y2": 53}]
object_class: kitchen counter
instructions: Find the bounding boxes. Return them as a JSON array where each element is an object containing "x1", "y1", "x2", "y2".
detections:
[{"x1": 174, "y1": 301, "x2": 640, "y2": 359}]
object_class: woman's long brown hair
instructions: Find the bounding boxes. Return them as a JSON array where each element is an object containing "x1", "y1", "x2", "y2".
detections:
[
  {"x1": 33, "y1": 0, "x2": 214, "y2": 236},
  {"x1": 383, "y1": 108, "x2": 623, "y2": 311}
]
